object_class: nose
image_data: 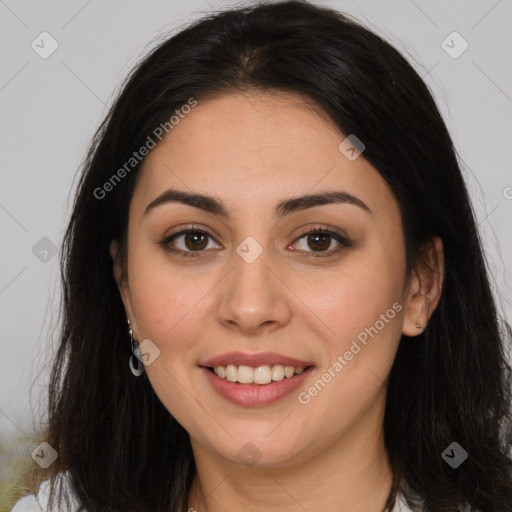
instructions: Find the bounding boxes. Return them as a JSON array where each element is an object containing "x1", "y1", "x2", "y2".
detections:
[{"x1": 216, "y1": 245, "x2": 293, "y2": 335}]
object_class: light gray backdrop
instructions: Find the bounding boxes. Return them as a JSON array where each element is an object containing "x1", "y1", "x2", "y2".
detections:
[{"x1": 1, "y1": 0, "x2": 511, "y2": 478}]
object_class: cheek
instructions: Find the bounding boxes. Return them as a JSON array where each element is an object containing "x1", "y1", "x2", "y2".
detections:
[
  {"x1": 292, "y1": 252, "x2": 405, "y2": 433},
  {"x1": 305, "y1": 238, "x2": 406, "y2": 370},
  {"x1": 316, "y1": 247, "x2": 403, "y2": 321},
  {"x1": 125, "y1": 253, "x2": 212, "y2": 424},
  {"x1": 126, "y1": 248, "x2": 207, "y2": 351}
]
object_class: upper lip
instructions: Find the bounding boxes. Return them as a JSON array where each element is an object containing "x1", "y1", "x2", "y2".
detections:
[{"x1": 200, "y1": 351, "x2": 314, "y2": 368}]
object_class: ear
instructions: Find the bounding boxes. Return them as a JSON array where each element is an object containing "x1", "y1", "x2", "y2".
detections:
[
  {"x1": 401, "y1": 236, "x2": 444, "y2": 337},
  {"x1": 109, "y1": 239, "x2": 139, "y2": 336}
]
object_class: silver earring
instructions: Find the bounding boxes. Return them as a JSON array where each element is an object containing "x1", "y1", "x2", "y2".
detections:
[
  {"x1": 128, "y1": 318, "x2": 144, "y2": 377},
  {"x1": 416, "y1": 322, "x2": 423, "y2": 329}
]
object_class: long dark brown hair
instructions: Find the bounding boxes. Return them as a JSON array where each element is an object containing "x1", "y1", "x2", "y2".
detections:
[{"x1": 14, "y1": 1, "x2": 512, "y2": 510}]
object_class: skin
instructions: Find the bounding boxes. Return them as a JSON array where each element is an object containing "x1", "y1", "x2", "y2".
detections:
[{"x1": 110, "y1": 91, "x2": 444, "y2": 512}]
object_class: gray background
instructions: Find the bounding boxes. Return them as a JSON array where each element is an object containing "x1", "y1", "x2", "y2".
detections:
[{"x1": 1, "y1": 0, "x2": 511, "y2": 476}]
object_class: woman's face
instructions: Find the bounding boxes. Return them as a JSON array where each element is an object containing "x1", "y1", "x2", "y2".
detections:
[{"x1": 112, "y1": 91, "x2": 427, "y2": 468}]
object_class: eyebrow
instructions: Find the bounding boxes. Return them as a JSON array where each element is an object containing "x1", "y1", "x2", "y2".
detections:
[{"x1": 144, "y1": 188, "x2": 372, "y2": 218}]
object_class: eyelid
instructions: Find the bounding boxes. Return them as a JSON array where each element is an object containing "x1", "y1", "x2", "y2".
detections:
[
  {"x1": 159, "y1": 224, "x2": 352, "y2": 258},
  {"x1": 288, "y1": 226, "x2": 352, "y2": 258},
  {"x1": 161, "y1": 224, "x2": 220, "y2": 256}
]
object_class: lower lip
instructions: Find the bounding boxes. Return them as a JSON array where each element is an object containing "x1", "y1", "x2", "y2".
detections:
[{"x1": 200, "y1": 366, "x2": 314, "y2": 406}]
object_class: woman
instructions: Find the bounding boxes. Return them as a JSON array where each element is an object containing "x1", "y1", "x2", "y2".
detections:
[{"x1": 10, "y1": 1, "x2": 512, "y2": 511}]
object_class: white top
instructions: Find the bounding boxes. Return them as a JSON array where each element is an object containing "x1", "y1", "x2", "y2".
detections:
[{"x1": 11, "y1": 471, "x2": 417, "y2": 511}]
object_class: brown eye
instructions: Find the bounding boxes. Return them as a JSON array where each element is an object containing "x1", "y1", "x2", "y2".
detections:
[
  {"x1": 182, "y1": 231, "x2": 209, "y2": 251},
  {"x1": 161, "y1": 229, "x2": 220, "y2": 257},
  {"x1": 306, "y1": 232, "x2": 331, "y2": 251},
  {"x1": 291, "y1": 228, "x2": 351, "y2": 258}
]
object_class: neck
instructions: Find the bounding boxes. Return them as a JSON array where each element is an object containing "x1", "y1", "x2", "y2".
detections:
[{"x1": 187, "y1": 402, "x2": 394, "y2": 511}]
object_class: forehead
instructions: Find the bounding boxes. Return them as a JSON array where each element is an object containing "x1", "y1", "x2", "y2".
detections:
[{"x1": 131, "y1": 92, "x2": 400, "y2": 223}]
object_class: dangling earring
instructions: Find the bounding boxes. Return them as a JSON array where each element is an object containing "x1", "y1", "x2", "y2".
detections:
[
  {"x1": 417, "y1": 291, "x2": 425, "y2": 329},
  {"x1": 128, "y1": 318, "x2": 144, "y2": 377}
]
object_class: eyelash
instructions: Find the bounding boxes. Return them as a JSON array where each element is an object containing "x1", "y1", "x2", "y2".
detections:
[{"x1": 159, "y1": 224, "x2": 352, "y2": 260}]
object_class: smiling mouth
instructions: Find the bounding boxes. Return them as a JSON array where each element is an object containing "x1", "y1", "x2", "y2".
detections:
[{"x1": 206, "y1": 364, "x2": 314, "y2": 385}]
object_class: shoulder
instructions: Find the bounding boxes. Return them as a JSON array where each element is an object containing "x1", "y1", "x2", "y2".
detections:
[
  {"x1": 10, "y1": 471, "x2": 84, "y2": 512},
  {"x1": 393, "y1": 492, "x2": 417, "y2": 512},
  {"x1": 10, "y1": 493, "x2": 42, "y2": 512}
]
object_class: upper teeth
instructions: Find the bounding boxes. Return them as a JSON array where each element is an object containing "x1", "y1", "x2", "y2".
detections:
[{"x1": 214, "y1": 364, "x2": 305, "y2": 384}]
